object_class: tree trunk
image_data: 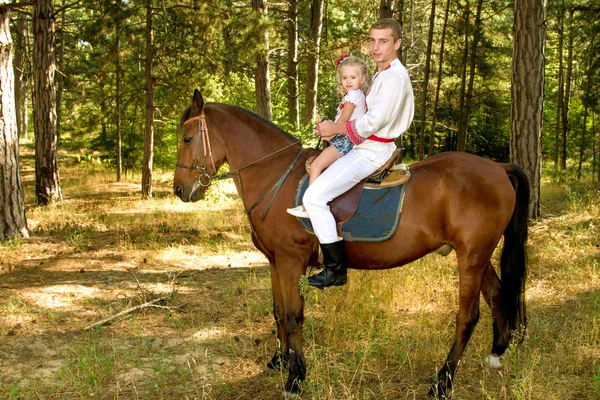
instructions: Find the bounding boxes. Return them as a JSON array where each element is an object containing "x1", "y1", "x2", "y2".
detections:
[
  {"x1": 456, "y1": 0, "x2": 470, "y2": 152},
  {"x1": 303, "y1": 0, "x2": 323, "y2": 125},
  {"x1": 428, "y1": 0, "x2": 451, "y2": 157},
  {"x1": 33, "y1": 0, "x2": 62, "y2": 205},
  {"x1": 418, "y1": 0, "x2": 436, "y2": 160},
  {"x1": 577, "y1": 55, "x2": 593, "y2": 180},
  {"x1": 253, "y1": 0, "x2": 272, "y2": 120},
  {"x1": 13, "y1": 15, "x2": 27, "y2": 140},
  {"x1": 115, "y1": 18, "x2": 122, "y2": 182},
  {"x1": 560, "y1": 8, "x2": 574, "y2": 171},
  {"x1": 396, "y1": 0, "x2": 404, "y2": 63},
  {"x1": 459, "y1": 0, "x2": 483, "y2": 152},
  {"x1": 0, "y1": 4, "x2": 29, "y2": 240},
  {"x1": 553, "y1": 0, "x2": 564, "y2": 167},
  {"x1": 55, "y1": 9, "x2": 65, "y2": 141},
  {"x1": 379, "y1": 0, "x2": 394, "y2": 18},
  {"x1": 510, "y1": 0, "x2": 546, "y2": 219},
  {"x1": 141, "y1": 0, "x2": 154, "y2": 199},
  {"x1": 287, "y1": 0, "x2": 299, "y2": 130}
]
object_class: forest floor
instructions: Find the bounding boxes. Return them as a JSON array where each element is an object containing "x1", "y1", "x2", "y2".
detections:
[{"x1": 1, "y1": 143, "x2": 599, "y2": 399}]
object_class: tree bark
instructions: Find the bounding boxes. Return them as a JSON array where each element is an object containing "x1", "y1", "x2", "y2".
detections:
[
  {"x1": 13, "y1": 14, "x2": 27, "y2": 140},
  {"x1": 379, "y1": 0, "x2": 394, "y2": 18},
  {"x1": 253, "y1": 0, "x2": 272, "y2": 120},
  {"x1": 577, "y1": 53, "x2": 593, "y2": 180},
  {"x1": 428, "y1": 0, "x2": 451, "y2": 156},
  {"x1": 510, "y1": 0, "x2": 546, "y2": 219},
  {"x1": 456, "y1": 0, "x2": 470, "y2": 152},
  {"x1": 115, "y1": 17, "x2": 122, "y2": 182},
  {"x1": 553, "y1": 0, "x2": 564, "y2": 168},
  {"x1": 33, "y1": 0, "x2": 62, "y2": 205},
  {"x1": 560, "y1": 8, "x2": 574, "y2": 171},
  {"x1": 0, "y1": 4, "x2": 29, "y2": 240},
  {"x1": 396, "y1": 0, "x2": 404, "y2": 63},
  {"x1": 141, "y1": 0, "x2": 154, "y2": 199},
  {"x1": 55, "y1": 8, "x2": 65, "y2": 141},
  {"x1": 459, "y1": 0, "x2": 482, "y2": 152},
  {"x1": 418, "y1": 0, "x2": 436, "y2": 160},
  {"x1": 287, "y1": 0, "x2": 298, "y2": 130},
  {"x1": 303, "y1": 0, "x2": 323, "y2": 125}
]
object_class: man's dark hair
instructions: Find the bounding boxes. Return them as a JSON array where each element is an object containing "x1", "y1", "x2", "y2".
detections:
[{"x1": 370, "y1": 18, "x2": 402, "y2": 42}]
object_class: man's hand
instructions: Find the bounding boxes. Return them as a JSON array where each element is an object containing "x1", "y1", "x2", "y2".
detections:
[{"x1": 315, "y1": 120, "x2": 342, "y2": 142}]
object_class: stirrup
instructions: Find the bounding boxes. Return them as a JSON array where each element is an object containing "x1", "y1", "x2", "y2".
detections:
[{"x1": 287, "y1": 205, "x2": 309, "y2": 218}]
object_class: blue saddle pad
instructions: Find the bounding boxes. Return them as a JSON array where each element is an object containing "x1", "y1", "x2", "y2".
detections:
[{"x1": 294, "y1": 174, "x2": 408, "y2": 242}]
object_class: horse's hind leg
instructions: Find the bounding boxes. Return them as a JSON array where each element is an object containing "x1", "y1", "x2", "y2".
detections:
[
  {"x1": 267, "y1": 263, "x2": 289, "y2": 371},
  {"x1": 480, "y1": 262, "x2": 510, "y2": 366},
  {"x1": 430, "y1": 256, "x2": 488, "y2": 398}
]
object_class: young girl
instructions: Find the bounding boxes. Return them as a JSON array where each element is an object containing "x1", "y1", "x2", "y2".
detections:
[{"x1": 287, "y1": 56, "x2": 368, "y2": 218}]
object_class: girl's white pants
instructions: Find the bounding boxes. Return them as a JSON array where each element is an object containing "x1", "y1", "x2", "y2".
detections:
[{"x1": 303, "y1": 151, "x2": 379, "y2": 244}]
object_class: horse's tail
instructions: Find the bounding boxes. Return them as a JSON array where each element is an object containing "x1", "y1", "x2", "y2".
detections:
[{"x1": 501, "y1": 164, "x2": 529, "y2": 339}]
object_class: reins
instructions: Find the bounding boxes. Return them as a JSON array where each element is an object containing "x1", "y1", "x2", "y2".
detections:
[{"x1": 177, "y1": 114, "x2": 304, "y2": 221}]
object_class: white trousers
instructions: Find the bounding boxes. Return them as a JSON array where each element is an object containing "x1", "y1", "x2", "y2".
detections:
[{"x1": 303, "y1": 151, "x2": 380, "y2": 244}]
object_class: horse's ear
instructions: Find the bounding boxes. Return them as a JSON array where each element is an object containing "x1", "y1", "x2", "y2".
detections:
[{"x1": 191, "y1": 89, "x2": 204, "y2": 115}]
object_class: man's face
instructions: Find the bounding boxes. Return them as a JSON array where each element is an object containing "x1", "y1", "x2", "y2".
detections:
[{"x1": 369, "y1": 28, "x2": 401, "y2": 68}]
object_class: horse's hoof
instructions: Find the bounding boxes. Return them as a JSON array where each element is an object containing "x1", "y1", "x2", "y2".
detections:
[
  {"x1": 282, "y1": 390, "x2": 298, "y2": 399},
  {"x1": 484, "y1": 354, "x2": 502, "y2": 369},
  {"x1": 267, "y1": 351, "x2": 289, "y2": 371},
  {"x1": 428, "y1": 380, "x2": 451, "y2": 399}
]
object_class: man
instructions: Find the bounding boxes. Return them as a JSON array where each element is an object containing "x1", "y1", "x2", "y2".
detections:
[{"x1": 303, "y1": 18, "x2": 415, "y2": 288}]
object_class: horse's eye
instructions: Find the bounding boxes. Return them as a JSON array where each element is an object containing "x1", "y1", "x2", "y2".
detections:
[{"x1": 183, "y1": 136, "x2": 193, "y2": 144}]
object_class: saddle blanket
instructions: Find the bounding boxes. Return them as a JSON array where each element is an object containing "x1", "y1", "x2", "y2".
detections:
[{"x1": 293, "y1": 174, "x2": 408, "y2": 242}]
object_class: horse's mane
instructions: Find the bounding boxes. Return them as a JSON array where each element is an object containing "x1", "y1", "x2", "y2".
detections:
[{"x1": 179, "y1": 103, "x2": 299, "y2": 142}]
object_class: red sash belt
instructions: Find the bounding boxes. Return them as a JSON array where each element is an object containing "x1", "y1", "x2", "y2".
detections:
[{"x1": 368, "y1": 135, "x2": 395, "y2": 143}]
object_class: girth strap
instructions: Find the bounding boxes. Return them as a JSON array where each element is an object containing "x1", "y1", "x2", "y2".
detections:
[{"x1": 245, "y1": 147, "x2": 305, "y2": 220}]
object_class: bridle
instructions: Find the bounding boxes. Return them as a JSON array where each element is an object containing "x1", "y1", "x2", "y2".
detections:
[{"x1": 176, "y1": 114, "x2": 304, "y2": 221}]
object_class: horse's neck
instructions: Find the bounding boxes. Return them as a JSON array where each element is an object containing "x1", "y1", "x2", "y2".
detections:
[{"x1": 213, "y1": 105, "x2": 296, "y2": 173}]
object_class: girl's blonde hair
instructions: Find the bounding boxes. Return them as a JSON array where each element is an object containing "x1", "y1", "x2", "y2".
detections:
[{"x1": 336, "y1": 56, "x2": 369, "y2": 94}]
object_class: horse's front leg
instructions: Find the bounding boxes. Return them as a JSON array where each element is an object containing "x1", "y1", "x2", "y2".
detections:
[
  {"x1": 275, "y1": 254, "x2": 307, "y2": 395},
  {"x1": 267, "y1": 263, "x2": 290, "y2": 371}
]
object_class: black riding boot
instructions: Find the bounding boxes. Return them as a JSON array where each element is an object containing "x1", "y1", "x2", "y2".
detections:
[{"x1": 308, "y1": 241, "x2": 347, "y2": 289}]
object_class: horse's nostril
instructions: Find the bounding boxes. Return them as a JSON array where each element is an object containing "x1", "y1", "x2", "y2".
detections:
[{"x1": 174, "y1": 185, "x2": 182, "y2": 197}]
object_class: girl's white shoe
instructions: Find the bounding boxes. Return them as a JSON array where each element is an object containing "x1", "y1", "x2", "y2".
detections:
[{"x1": 287, "y1": 205, "x2": 309, "y2": 218}]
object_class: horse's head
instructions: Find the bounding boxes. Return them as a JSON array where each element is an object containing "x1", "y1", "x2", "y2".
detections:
[{"x1": 173, "y1": 90, "x2": 225, "y2": 202}]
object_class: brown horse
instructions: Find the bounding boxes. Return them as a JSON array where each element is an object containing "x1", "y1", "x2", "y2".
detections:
[{"x1": 173, "y1": 90, "x2": 529, "y2": 398}]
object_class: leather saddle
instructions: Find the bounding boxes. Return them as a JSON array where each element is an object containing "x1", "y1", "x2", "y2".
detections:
[{"x1": 304, "y1": 149, "x2": 411, "y2": 225}]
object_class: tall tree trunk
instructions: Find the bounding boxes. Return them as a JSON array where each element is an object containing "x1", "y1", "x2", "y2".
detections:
[
  {"x1": 33, "y1": 0, "x2": 62, "y2": 205},
  {"x1": 115, "y1": 18, "x2": 123, "y2": 182},
  {"x1": 303, "y1": 0, "x2": 323, "y2": 125},
  {"x1": 142, "y1": 0, "x2": 154, "y2": 199},
  {"x1": 379, "y1": 0, "x2": 394, "y2": 18},
  {"x1": 554, "y1": 0, "x2": 564, "y2": 167},
  {"x1": 0, "y1": 4, "x2": 29, "y2": 240},
  {"x1": 456, "y1": 0, "x2": 470, "y2": 152},
  {"x1": 55, "y1": 8, "x2": 65, "y2": 141},
  {"x1": 459, "y1": 0, "x2": 482, "y2": 152},
  {"x1": 592, "y1": 111, "x2": 600, "y2": 182},
  {"x1": 253, "y1": 0, "x2": 272, "y2": 120},
  {"x1": 418, "y1": 0, "x2": 436, "y2": 160},
  {"x1": 396, "y1": 0, "x2": 404, "y2": 63},
  {"x1": 510, "y1": 0, "x2": 546, "y2": 219},
  {"x1": 13, "y1": 15, "x2": 27, "y2": 139},
  {"x1": 428, "y1": 0, "x2": 451, "y2": 156},
  {"x1": 287, "y1": 0, "x2": 298, "y2": 130},
  {"x1": 287, "y1": 0, "x2": 300, "y2": 131},
  {"x1": 560, "y1": 8, "x2": 574, "y2": 170},
  {"x1": 577, "y1": 56, "x2": 593, "y2": 180}
]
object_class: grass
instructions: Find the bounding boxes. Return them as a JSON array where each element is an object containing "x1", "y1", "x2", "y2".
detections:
[{"x1": 1, "y1": 147, "x2": 599, "y2": 399}]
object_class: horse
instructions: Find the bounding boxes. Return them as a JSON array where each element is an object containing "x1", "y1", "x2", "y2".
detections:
[{"x1": 173, "y1": 89, "x2": 529, "y2": 398}]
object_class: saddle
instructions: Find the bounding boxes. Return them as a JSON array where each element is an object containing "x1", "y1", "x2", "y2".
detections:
[{"x1": 304, "y1": 149, "x2": 411, "y2": 226}]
